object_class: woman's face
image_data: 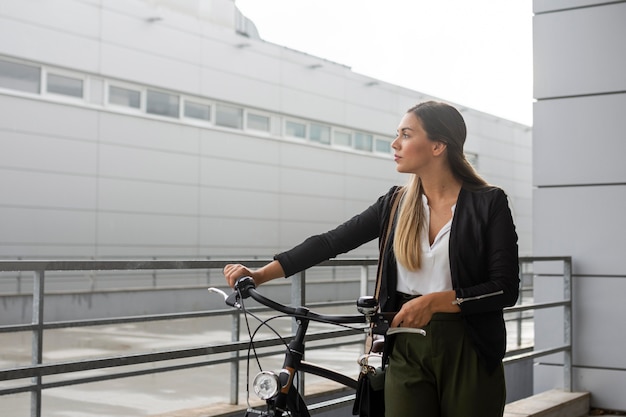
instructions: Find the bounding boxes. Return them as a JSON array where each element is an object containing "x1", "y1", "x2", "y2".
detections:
[{"x1": 391, "y1": 112, "x2": 440, "y2": 174}]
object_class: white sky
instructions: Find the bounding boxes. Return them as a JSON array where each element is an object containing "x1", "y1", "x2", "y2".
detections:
[{"x1": 235, "y1": 0, "x2": 534, "y2": 126}]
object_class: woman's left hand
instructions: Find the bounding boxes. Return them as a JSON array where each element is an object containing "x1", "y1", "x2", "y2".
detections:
[
  {"x1": 390, "y1": 295, "x2": 434, "y2": 328},
  {"x1": 390, "y1": 290, "x2": 461, "y2": 328}
]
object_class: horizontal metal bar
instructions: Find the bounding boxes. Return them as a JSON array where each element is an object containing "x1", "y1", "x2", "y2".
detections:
[
  {"x1": 503, "y1": 345, "x2": 571, "y2": 364},
  {"x1": 0, "y1": 309, "x2": 233, "y2": 333},
  {"x1": 308, "y1": 394, "x2": 356, "y2": 412},
  {"x1": 518, "y1": 256, "x2": 571, "y2": 263},
  {"x1": 504, "y1": 300, "x2": 571, "y2": 314},
  {"x1": 0, "y1": 258, "x2": 378, "y2": 272},
  {"x1": 0, "y1": 328, "x2": 363, "y2": 380},
  {"x1": 0, "y1": 336, "x2": 364, "y2": 396},
  {"x1": 0, "y1": 300, "x2": 356, "y2": 333}
]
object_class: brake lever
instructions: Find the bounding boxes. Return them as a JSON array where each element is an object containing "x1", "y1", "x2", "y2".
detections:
[
  {"x1": 371, "y1": 312, "x2": 427, "y2": 336},
  {"x1": 207, "y1": 287, "x2": 241, "y2": 308}
]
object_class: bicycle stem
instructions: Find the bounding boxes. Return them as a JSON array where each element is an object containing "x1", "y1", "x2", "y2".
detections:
[{"x1": 274, "y1": 313, "x2": 309, "y2": 410}]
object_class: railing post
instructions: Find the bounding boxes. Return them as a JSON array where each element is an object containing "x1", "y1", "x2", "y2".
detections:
[
  {"x1": 516, "y1": 264, "x2": 524, "y2": 348},
  {"x1": 291, "y1": 272, "x2": 306, "y2": 395},
  {"x1": 291, "y1": 271, "x2": 305, "y2": 331},
  {"x1": 360, "y1": 265, "x2": 368, "y2": 296},
  {"x1": 31, "y1": 270, "x2": 44, "y2": 417},
  {"x1": 230, "y1": 311, "x2": 241, "y2": 405},
  {"x1": 563, "y1": 257, "x2": 572, "y2": 392}
]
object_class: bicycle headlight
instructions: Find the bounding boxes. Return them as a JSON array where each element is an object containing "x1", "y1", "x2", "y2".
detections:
[{"x1": 253, "y1": 371, "x2": 280, "y2": 400}]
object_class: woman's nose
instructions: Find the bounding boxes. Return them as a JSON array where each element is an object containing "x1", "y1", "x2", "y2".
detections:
[{"x1": 391, "y1": 136, "x2": 400, "y2": 150}]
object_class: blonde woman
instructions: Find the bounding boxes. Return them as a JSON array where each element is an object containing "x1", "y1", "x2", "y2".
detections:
[{"x1": 224, "y1": 101, "x2": 519, "y2": 417}]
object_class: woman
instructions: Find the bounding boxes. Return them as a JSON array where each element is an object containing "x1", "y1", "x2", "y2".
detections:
[{"x1": 224, "y1": 101, "x2": 519, "y2": 417}]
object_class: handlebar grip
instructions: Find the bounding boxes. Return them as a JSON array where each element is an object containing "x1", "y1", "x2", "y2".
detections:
[
  {"x1": 221, "y1": 276, "x2": 257, "y2": 308},
  {"x1": 234, "y1": 276, "x2": 256, "y2": 293}
]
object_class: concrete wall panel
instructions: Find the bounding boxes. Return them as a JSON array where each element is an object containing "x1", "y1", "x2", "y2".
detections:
[
  {"x1": 99, "y1": 112, "x2": 201, "y2": 155},
  {"x1": 199, "y1": 157, "x2": 280, "y2": 192},
  {"x1": 0, "y1": 131, "x2": 98, "y2": 176},
  {"x1": 0, "y1": 207, "x2": 96, "y2": 246},
  {"x1": 534, "y1": 3, "x2": 626, "y2": 99},
  {"x1": 573, "y1": 276, "x2": 626, "y2": 368},
  {"x1": 98, "y1": 144, "x2": 199, "y2": 185},
  {"x1": 100, "y1": 43, "x2": 201, "y2": 94},
  {"x1": 97, "y1": 212, "x2": 197, "y2": 247},
  {"x1": 0, "y1": 97, "x2": 98, "y2": 142},
  {"x1": 533, "y1": 94, "x2": 626, "y2": 186},
  {"x1": 199, "y1": 187, "x2": 279, "y2": 220},
  {"x1": 0, "y1": 14, "x2": 100, "y2": 72},
  {"x1": 534, "y1": 186, "x2": 626, "y2": 276},
  {"x1": 98, "y1": 178, "x2": 199, "y2": 216},
  {"x1": 0, "y1": 170, "x2": 97, "y2": 210}
]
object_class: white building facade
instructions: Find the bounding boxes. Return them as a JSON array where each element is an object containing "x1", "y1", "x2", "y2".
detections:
[
  {"x1": 0, "y1": 0, "x2": 532, "y2": 263},
  {"x1": 533, "y1": 0, "x2": 626, "y2": 411}
]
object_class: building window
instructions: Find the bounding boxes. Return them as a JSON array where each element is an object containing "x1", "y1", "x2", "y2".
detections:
[
  {"x1": 334, "y1": 131, "x2": 351, "y2": 147},
  {"x1": 47, "y1": 73, "x2": 83, "y2": 98},
  {"x1": 354, "y1": 132, "x2": 373, "y2": 151},
  {"x1": 109, "y1": 85, "x2": 141, "y2": 109},
  {"x1": 216, "y1": 104, "x2": 243, "y2": 129},
  {"x1": 285, "y1": 120, "x2": 306, "y2": 138},
  {"x1": 375, "y1": 138, "x2": 392, "y2": 154},
  {"x1": 147, "y1": 90, "x2": 179, "y2": 118},
  {"x1": 310, "y1": 124, "x2": 331, "y2": 144},
  {"x1": 247, "y1": 112, "x2": 270, "y2": 132},
  {"x1": 184, "y1": 100, "x2": 211, "y2": 121},
  {"x1": 0, "y1": 59, "x2": 40, "y2": 93}
]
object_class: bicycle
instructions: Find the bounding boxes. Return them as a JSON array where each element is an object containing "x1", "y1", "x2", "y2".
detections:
[{"x1": 208, "y1": 276, "x2": 426, "y2": 417}]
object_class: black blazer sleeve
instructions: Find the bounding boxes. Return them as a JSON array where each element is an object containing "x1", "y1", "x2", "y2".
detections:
[{"x1": 274, "y1": 187, "x2": 400, "y2": 278}]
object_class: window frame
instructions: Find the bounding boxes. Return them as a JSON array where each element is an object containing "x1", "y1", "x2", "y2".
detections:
[
  {"x1": 0, "y1": 57, "x2": 42, "y2": 95},
  {"x1": 309, "y1": 123, "x2": 332, "y2": 145},
  {"x1": 106, "y1": 82, "x2": 143, "y2": 112},
  {"x1": 215, "y1": 103, "x2": 244, "y2": 129},
  {"x1": 332, "y1": 129, "x2": 353, "y2": 148},
  {"x1": 284, "y1": 119, "x2": 308, "y2": 139},
  {"x1": 353, "y1": 132, "x2": 374, "y2": 152},
  {"x1": 182, "y1": 97, "x2": 213, "y2": 124},
  {"x1": 374, "y1": 137, "x2": 393, "y2": 155},
  {"x1": 146, "y1": 88, "x2": 181, "y2": 119},
  {"x1": 43, "y1": 68, "x2": 86, "y2": 101},
  {"x1": 245, "y1": 110, "x2": 272, "y2": 134}
]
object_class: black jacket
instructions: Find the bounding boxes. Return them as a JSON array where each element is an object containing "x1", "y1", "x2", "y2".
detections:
[{"x1": 275, "y1": 184, "x2": 519, "y2": 371}]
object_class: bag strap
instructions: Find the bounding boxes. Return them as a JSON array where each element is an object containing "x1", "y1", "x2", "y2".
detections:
[{"x1": 374, "y1": 187, "x2": 403, "y2": 301}]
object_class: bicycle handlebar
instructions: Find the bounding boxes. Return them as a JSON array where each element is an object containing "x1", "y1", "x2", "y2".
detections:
[
  {"x1": 208, "y1": 276, "x2": 425, "y2": 337},
  {"x1": 231, "y1": 276, "x2": 368, "y2": 325}
]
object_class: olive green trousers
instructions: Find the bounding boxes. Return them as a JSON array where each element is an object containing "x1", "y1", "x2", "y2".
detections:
[{"x1": 384, "y1": 313, "x2": 505, "y2": 417}]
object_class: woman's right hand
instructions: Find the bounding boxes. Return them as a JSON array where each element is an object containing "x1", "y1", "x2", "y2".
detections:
[
  {"x1": 223, "y1": 260, "x2": 287, "y2": 288},
  {"x1": 223, "y1": 264, "x2": 256, "y2": 288}
]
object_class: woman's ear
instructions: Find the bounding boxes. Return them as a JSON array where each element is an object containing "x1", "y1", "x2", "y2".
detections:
[{"x1": 432, "y1": 141, "x2": 447, "y2": 156}]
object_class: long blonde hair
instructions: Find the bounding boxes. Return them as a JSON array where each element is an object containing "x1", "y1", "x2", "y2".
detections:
[{"x1": 393, "y1": 101, "x2": 488, "y2": 271}]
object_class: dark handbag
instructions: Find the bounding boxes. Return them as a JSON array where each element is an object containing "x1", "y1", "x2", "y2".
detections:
[{"x1": 352, "y1": 365, "x2": 385, "y2": 417}]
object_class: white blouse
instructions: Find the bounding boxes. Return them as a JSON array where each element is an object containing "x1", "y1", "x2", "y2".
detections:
[{"x1": 396, "y1": 194, "x2": 455, "y2": 296}]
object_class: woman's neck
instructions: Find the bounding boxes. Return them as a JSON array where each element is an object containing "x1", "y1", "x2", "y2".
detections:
[{"x1": 420, "y1": 171, "x2": 462, "y2": 204}]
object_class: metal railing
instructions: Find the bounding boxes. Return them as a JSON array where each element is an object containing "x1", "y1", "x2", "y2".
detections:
[{"x1": 0, "y1": 256, "x2": 572, "y2": 417}]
